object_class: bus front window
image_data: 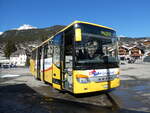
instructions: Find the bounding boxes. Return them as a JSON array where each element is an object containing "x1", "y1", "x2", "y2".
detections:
[{"x1": 75, "y1": 33, "x2": 119, "y2": 69}]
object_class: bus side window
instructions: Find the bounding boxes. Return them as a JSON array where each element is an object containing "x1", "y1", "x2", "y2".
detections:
[
  {"x1": 41, "y1": 46, "x2": 44, "y2": 59},
  {"x1": 44, "y1": 44, "x2": 48, "y2": 58},
  {"x1": 47, "y1": 43, "x2": 53, "y2": 58},
  {"x1": 53, "y1": 34, "x2": 62, "y2": 68}
]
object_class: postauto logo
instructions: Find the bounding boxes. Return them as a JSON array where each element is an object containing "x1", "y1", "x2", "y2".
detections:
[{"x1": 89, "y1": 70, "x2": 115, "y2": 77}]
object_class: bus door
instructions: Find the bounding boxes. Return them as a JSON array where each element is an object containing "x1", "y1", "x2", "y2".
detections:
[
  {"x1": 37, "y1": 47, "x2": 41, "y2": 79},
  {"x1": 63, "y1": 30, "x2": 74, "y2": 91},
  {"x1": 52, "y1": 34, "x2": 62, "y2": 90}
]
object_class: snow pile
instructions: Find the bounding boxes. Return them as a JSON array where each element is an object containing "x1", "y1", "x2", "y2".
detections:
[
  {"x1": 16, "y1": 24, "x2": 37, "y2": 30},
  {"x1": 0, "y1": 74, "x2": 21, "y2": 78}
]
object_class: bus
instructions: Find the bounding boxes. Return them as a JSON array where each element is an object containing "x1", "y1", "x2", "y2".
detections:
[{"x1": 30, "y1": 21, "x2": 120, "y2": 94}]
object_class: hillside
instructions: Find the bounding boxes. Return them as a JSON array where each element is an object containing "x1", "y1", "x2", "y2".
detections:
[
  {"x1": 0, "y1": 25, "x2": 65, "y2": 57},
  {"x1": 0, "y1": 25, "x2": 65, "y2": 43},
  {"x1": 120, "y1": 37, "x2": 150, "y2": 43}
]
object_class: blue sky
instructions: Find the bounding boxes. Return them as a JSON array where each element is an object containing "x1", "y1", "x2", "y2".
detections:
[{"x1": 0, "y1": 0, "x2": 150, "y2": 37}]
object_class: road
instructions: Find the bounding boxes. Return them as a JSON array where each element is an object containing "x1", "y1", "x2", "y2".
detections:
[
  {"x1": 0, "y1": 63, "x2": 150, "y2": 113},
  {"x1": 113, "y1": 63, "x2": 150, "y2": 112}
]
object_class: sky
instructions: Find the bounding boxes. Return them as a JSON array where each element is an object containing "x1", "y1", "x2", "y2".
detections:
[{"x1": 0, "y1": 0, "x2": 150, "y2": 37}]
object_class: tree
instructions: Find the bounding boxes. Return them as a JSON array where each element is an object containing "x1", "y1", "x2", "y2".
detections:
[{"x1": 4, "y1": 41, "x2": 17, "y2": 58}]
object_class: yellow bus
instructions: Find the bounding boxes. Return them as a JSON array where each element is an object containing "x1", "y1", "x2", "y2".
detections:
[{"x1": 30, "y1": 21, "x2": 120, "y2": 94}]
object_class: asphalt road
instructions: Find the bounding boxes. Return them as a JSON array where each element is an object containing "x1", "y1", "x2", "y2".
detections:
[
  {"x1": 113, "y1": 63, "x2": 150, "y2": 112},
  {"x1": 0, "y1": 64, "x2": 150, "y2": 113}
]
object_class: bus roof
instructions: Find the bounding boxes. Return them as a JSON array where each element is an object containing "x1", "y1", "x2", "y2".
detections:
[{"x1": 32, "y1": 21, "x2": 115, "y2": 51}]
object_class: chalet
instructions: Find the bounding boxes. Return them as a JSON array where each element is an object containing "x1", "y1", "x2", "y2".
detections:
[
  {"x1": 129, "y1": 46, "x2": 144, "y2": 59},
  {"x1": 118, "y1": 44, "x2": 146, "y2": 62},
  {"x1": 119, "y1": 46, "x2": 129, "y2": 55},
  {"x1": 142, "y1": 40, "x2": 150, "y2": 46},
  {"x1": 118, "y1": 45, "x2": 130, "y2": 60}
]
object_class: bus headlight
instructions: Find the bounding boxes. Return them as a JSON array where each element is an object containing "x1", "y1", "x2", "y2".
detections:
[
  {"x1": 76, "y1": 74, "x2": 90, "y2": 83},
  {"x1": 77, "y1": 78, "x2": 90, "y2": 83}
]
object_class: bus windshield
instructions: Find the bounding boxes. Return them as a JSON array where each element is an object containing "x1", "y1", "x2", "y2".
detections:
[{"x1": 75, "y1": 33, "x2": 119, "y2": 70}]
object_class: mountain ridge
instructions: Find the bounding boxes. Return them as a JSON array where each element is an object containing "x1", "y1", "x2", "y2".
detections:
[{"x1": 0, "y1": 25, "x2": 66, "y2": 43}]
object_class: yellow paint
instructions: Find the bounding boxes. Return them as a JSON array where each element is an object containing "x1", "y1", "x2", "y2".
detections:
[
  {"x1": 73, "y1": 70, "x2": 120, "y2": 94},
  {"x1": 44, "y1": 69, "x2": 52, "y2": 84},
  {"x1": 29, "y1": 59, "x2": 36, "y2": 77},
  {"x1": 53, "y1": 83, "x2": 61, "y2": 90},
  {"x1": 52, "y1": 64, "x2": 61, "y2": 79},
  {"x1": 30, "y1": 60, "x2": 61, "y2": 89},
  {"x1": 74, "y1": 21, "x2": 114, "y2": 30},
  {"x1": 52, "y1": 64, "x2": 61, "y2": 90}
]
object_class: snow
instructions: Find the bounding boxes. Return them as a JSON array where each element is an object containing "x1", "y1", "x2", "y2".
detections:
[
  {"x1": 0, "y1": 32, "x2": 3, "y2": 35},
  {"x1": 0, "y1": 74, "x2": 21, "y2": 78},
  {"x1": 15, "y1": 24, "x2": 37, "y2": 30}
]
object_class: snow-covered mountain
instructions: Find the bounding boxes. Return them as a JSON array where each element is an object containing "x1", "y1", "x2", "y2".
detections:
[
  {"x1": 0, "y1": 32, "x2": 3, "y2": 35},
  {"x1": 15, "y1": 24, "x2": 37, "y2": 30}
]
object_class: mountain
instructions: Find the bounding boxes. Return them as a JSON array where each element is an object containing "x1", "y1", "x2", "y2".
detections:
[
  {"x1": 0, "y1": 25, "x2": 65, "y2": 43},
  {"x1": 0, "y1": 25, "x2": 65, "y2": 57},
  {"x1": 119, "y1": 37, "x2": 150, "y2": 44}
]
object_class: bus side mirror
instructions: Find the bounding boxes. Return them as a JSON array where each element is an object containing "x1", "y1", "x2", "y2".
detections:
[{"x1": 75, "y1": 28, "x2": 82, "y2": 41}]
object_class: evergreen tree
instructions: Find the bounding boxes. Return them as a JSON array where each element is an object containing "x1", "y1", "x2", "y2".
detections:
[{"x1": 4, "y1": 41, "x2": 17, "y2": 58}]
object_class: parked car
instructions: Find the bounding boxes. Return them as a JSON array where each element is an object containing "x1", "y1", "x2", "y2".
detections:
[{"x1": 1, "y1": 63, "x2": 11, "y2": 68}]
